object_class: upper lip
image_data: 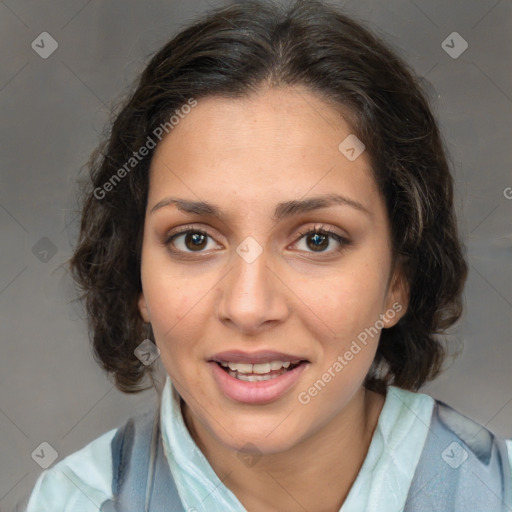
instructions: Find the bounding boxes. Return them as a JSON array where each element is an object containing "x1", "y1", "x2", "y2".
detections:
[{"x1": 209, "y1": 350, "x2": 309, "y2": 364}]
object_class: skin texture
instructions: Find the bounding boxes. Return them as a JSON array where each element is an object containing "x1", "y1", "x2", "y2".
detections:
[{"x1": 137, "y1": 85, "x2": 409, "y2": 511}]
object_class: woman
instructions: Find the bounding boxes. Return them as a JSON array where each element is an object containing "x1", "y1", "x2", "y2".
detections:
[{"x1": 25, "y1": 0, "x2": 511, "y2": 510}]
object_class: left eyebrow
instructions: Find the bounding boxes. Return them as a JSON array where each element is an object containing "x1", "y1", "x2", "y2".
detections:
[{"x1": 149, "y1": 193, "x2": 372, "y2": 220}]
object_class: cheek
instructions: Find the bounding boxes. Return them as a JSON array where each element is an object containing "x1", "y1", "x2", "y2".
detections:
[
  {"x1": 140, "y1": 266, "x2": 202, "y2": 357},
  {"x1": 142, "y1": 278, "x2": 221, "y2": 390},
  {"x1": 141, "y1": 245, "x2": 204, "y2": 325},
  {"x1": 300, "y1": 261, "x2": 389, "y2": 339},
  {"x1": 146, "y1": 282, "x2": 204, "y2": 389}
]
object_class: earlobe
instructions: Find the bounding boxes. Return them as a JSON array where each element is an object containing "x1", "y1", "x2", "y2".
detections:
[
  {"x1": 383, "y1": 269, "x2": 410, "y2": 328},
  {"x1": 137, "y1": 292, "x2": 150, "y2": 322}
]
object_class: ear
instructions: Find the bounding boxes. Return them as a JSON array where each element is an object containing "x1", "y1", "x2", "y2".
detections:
[
  {"x1": 138, "y1": 292, "x2": 151, "y2": 323},
  {"x1": 382, "y1": 261, "x2": 409, "y2": 329}
]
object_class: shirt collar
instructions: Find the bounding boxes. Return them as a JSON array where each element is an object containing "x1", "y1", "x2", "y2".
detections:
[{"x1": 159, "y1": 374, "x2": 434, "y2": 512}]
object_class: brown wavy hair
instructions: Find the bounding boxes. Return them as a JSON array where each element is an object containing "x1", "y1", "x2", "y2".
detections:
[{"x1": 68, "y1": 0, "x2": 468, "y2": 394}]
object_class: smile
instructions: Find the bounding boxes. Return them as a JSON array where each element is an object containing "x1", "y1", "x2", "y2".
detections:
[
  {"x1": 208, "y1": 360, "x2": 309, "y2": 404},
  {"x1": 219, "y1": 360, "x2": 303, "y2": 381}
]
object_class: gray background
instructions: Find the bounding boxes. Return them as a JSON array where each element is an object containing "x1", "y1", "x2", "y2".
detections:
[{"x1": 1, "y1": 0, "x2": 511, "y2": 509}]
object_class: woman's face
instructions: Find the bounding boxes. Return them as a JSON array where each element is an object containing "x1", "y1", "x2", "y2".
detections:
[{"x1": 138, "y1": 86, "x2": 408, "y2": 454}]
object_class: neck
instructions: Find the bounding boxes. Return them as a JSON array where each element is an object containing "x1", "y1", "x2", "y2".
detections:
[{"x1": 182, "y1": 386, "x2": 386, "y2": 512}]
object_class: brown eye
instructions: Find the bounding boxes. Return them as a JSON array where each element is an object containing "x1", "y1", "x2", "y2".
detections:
[
  {"x1": 165, "y1": 229, "x2": 219, "y2": 253},
  {"x1": 294, "y1": 226, "x2": 352, "y2": 255}
]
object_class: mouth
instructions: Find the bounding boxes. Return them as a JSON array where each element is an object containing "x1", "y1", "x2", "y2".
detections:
[
  {"x1": 207, "y1": 351, "x2": 310, "y2": 404},
  {"x1": 214, "y1": 360, "x2": 306, "y2": 382}
]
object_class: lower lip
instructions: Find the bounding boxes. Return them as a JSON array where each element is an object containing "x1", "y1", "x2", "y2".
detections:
[{"x1": 208, "y1": 361, "x2": 309, "y2": 404}]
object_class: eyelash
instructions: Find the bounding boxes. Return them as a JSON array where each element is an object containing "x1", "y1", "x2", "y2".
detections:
[{"x1": 164, "y1": 224, "x2": 352, "y2": 257}]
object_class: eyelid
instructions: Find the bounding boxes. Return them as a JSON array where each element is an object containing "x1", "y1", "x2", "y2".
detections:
[
  {"x1": 162, "y1": 224, "x2": 222, "y2": 251},
  {"x1": 294, "y1": 224, "x2": 350, "y2": 244}
]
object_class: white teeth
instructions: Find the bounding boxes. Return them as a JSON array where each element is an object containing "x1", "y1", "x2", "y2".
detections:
[
  {"x1": 220, "y1": 360, "x2": 295, "y2": 374},
  {"x1": 235, "y1": 372, "x2": 276, "y2": 382},
  {"x1": 227, "y1": 362, "x2": 252, "y2": 373},
  {"x1": 252, "y1": 362, "x2": 271, "y2": 373}
]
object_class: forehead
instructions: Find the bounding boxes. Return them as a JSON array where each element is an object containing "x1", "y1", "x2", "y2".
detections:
[
  {"x1": 152, "y1": 86, "x2": 359, "y2": 159},
  {"x1": 147, "y1": 86, "x2": 384, "y2": 221}
]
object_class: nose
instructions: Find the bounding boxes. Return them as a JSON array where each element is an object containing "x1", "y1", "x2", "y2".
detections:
[{"x1": 216, "y1": 242, "x2": 290, "y2": 335}]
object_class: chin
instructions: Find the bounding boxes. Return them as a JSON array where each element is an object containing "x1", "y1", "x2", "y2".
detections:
[{"x1": 207, "y1": 413, "x2": 305, "y2": 454}]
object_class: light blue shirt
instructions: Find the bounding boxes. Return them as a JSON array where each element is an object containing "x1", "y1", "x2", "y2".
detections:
[{"x1": 26, "y1": 376, "x2": 512, "y2": 511}]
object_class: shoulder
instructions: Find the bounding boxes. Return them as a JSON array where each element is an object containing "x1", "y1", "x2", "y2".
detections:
[
  {"x1": 379, "y1": 385, "x2": 435, "y2": 437},
  {"x1": 390, "y1": 386, "x2": 512, "y2": 460},
  {"x1": 25, "y1": 427, "x2": 118, "y2": 512},
  {"x1": 393, "y1": 387, "x2": 512, "y2": 510}
]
